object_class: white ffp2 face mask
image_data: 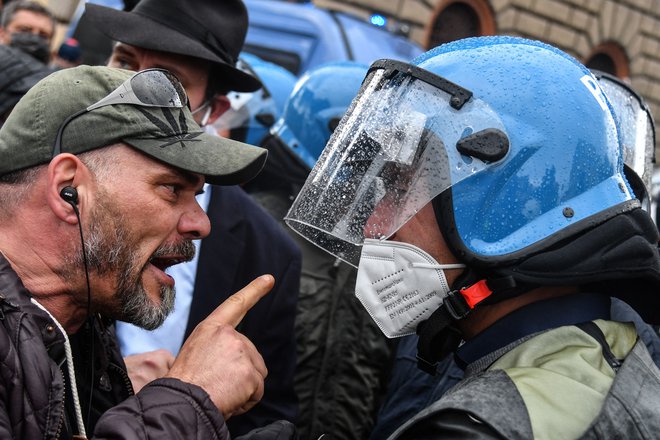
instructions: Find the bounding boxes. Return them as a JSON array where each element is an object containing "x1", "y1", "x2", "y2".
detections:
[{"x1": 356, "y1": 238, "x2": 465, "y2": 338}]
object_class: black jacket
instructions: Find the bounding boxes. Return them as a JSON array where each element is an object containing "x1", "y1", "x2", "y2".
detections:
[
  {"x1": 184, "y1": 185, "x2": 302, "y2": 436},
  {"x1": 0, "y1": 254, "x2": 230, "y2": 439}
]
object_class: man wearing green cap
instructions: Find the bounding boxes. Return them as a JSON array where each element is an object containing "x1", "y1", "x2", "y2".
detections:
[
  {"x1": 0, "y1": 66, "x2": 294, "y2": 439},
  {"x1": 80, "y1": 1, "x2": 302, "y2": 435}
]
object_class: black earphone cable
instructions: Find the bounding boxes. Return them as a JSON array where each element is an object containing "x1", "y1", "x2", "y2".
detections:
[{"x1": 68, "y1": 196, "x2": 96, "y2": 432}]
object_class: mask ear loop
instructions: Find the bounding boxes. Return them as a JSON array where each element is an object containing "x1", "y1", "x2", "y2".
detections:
[
  {"x1": 192, "y1": 101, "x2": 213, "y2": 127},
  {"x1": 200, "y1": 106, "x2": 212, "y2": 127}
]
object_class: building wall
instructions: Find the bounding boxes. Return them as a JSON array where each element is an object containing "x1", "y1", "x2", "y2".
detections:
[
  {"x1": 317, "y1": 0, "x2": 660, "y2": 158},
  {"x1": 44, "y1": 0, "x2": 80, "y2": 50}
]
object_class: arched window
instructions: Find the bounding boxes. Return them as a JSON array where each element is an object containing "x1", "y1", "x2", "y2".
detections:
[
  {"x1": 425, "y1": 0, "x2": 495, "y2": 50},
  {"x1": 585, "y1": 42, "x2": 629, "y2": 79}
]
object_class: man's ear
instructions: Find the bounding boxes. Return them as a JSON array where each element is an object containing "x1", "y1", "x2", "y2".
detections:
[
  {"x1": 206, "y1": 95, "x2": 231, "y2": 125},
  {"x1": 46, "y1": 153, "x2": 90, "y2": 225}
]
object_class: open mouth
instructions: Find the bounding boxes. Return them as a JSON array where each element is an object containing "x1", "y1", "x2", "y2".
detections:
[
  {"x1": 147, "y1": 240, "x2": 195, "y2": 275},
  {"x1": 148, "y1": 256, "x2": 187, "y2": 272}
]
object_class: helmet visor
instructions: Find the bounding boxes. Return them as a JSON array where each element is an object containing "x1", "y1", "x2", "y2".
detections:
[
  {"x1": 597, "y1": 75, "x2": 655, "y2": 196},
  {"x1": 285, "y1": 60, "x2": 508, "y2": 266}
]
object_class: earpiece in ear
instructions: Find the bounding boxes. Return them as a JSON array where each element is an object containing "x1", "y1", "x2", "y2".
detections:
[{"x1": 60, "y1": 186, "x2": 79, "y2": 206}]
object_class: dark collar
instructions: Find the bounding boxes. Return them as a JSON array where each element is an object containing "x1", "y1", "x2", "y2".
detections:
[
  {"x1": 455, "y1": 292, "x2": 611, "y2": 369},
  {"x1": 0, "y1": 252, "x2": 37, "y2": 309}
]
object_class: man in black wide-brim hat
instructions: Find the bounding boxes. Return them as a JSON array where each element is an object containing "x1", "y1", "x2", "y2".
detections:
[{"x1": 83, "y1": 0, "x2": 301, "y2": 437}]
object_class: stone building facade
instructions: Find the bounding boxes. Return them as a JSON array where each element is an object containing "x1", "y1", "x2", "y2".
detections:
[{"x1": 317, "y1": 0, "x2": 660, "y2": 158}]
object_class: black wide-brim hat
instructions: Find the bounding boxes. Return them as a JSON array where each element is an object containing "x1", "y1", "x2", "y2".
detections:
[{"x1": 84, "y1": 0, "x2": 261, "y2": 92}]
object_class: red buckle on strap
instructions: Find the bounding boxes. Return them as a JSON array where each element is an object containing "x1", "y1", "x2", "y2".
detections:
[{"x1": 460, "y1": 279, "x2": 493, "y2": 309}]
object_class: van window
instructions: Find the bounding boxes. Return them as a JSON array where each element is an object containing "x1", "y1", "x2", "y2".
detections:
[{"x1": 244, "y1": 44, "x2": 301, "y2": 75}]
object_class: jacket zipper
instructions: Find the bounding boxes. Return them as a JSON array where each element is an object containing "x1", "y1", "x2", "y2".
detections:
[{"x1": 109, "y1": 362, "x2": 135, "y2": 395}]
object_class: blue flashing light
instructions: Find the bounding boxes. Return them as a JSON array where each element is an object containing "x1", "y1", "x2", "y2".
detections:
[{"x1": 370, "y1": 14, "x2": 387, "y2": 27}]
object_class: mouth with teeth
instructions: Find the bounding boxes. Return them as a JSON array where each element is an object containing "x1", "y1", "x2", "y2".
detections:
[
  {"x1": 145, "y1": 241, "x2": 196, "y2": 286},
  {"x1": 149, "y1": 256, "x2": 187, "y2": 272}
]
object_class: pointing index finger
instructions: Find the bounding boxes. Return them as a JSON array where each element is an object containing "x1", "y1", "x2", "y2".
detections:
[{"x1": 208, "y1": 274, "x2": 274, "y2": 328}]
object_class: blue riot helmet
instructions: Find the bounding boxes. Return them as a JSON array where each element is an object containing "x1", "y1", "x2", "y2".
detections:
[
  {"x1": 592, "y1": 70, "x2": 656, "y2": 211},
  {"x1": 213, "y1": 53, "x2": 297, "y2": 145},
  {"x1": 286, "y1": 37, "x2": 635, "y2": 268},
  {"x1": 245, "y1": 61, "x2": 369, "y2": 198},
  {"x1": 240, "y1": 52, "x2": 296, "y2": 115},
  {"x1": 273, "y1": 61, "x2": 369, "y2": 170}
]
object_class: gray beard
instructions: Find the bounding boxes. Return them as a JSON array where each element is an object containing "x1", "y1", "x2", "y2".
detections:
[
  {"x1": 120, "y1": 282, "x2": 175, "y2": 330},
  {"x1": 64, "y1": 192, "x2": 192, "y2": 330}
]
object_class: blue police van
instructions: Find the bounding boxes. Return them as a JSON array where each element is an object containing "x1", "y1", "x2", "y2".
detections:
[
  {"x1": 68, "y1": 1, "x2": 422, "y2": 75},
  {"x1": 243, "y1": 0, "x2": 423, "y2": 76}
]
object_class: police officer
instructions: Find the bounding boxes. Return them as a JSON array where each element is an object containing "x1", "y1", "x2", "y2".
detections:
[{"x1": 286, "y1": 36, "x2": 660, "y2": 438}]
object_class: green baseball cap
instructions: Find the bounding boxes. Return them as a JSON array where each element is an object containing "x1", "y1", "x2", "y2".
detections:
[{"x1": 0, "y1": 65, "x2": 267, "y2": 185}]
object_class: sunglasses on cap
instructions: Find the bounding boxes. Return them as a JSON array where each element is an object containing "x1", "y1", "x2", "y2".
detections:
[{"x1": 52, "y1": 68, "x2": 188, "y2": 157}]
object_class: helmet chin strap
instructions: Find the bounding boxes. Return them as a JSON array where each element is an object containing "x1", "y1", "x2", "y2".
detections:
[{"x1": 415, "y1": 276, "x2": 516, "y2": 375}]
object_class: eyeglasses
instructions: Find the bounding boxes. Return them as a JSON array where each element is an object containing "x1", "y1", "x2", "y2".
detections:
[{"x1": 52, "y1": 68, "x2": 188, "y2": 157}]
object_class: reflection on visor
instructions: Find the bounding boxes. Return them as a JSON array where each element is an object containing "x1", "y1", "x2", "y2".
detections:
[
  {"x1": 286, "y1": 60, "x2": 508, "y2": 266},
  {"x1": 596, "y1": 73, "x2": 655, "y2": 196}
]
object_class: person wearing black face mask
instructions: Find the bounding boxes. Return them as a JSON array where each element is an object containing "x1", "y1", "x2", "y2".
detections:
[
  {"x1": 0, "y1": 0, "x2": 55, "y2": 64},
  {"x1": 9, "y1": 31, "x2": 51, "y2": 63}
]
